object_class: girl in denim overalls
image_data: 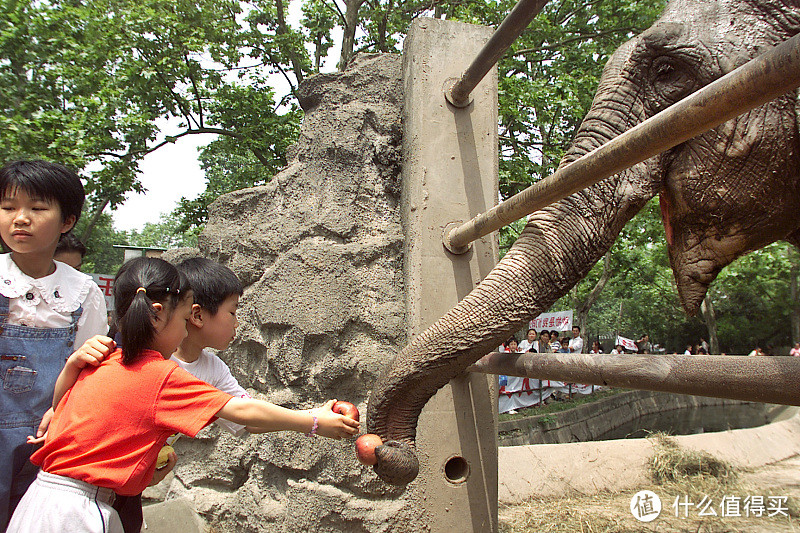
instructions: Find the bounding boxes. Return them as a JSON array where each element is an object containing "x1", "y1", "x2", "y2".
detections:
[{"x1": 0, "y1": 160, "x2": 108, "y2": 530}]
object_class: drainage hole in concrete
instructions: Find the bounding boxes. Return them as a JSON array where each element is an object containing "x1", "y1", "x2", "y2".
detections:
[{"x1": 444, "y1": 456, "x2": 470, "y2": 484}]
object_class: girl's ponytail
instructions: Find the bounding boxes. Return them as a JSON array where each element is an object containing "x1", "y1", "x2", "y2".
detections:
[{"x1": 113, "y1": 257, "x2": 187, "y2": 364}]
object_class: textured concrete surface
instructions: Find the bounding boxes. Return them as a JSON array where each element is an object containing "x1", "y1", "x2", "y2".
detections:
[
  {"x1": 400, "y1": 17, "x2": 499, "y2": 533},
  {"x1": 154, "y1": 53, "x2": 422, "y2": 532},
  {"x1": 498, "y1": 408, "x2": 800, "y2": 504},
  {"x1": 142, "y1": 498, "x2": 206, "y2": 533}
]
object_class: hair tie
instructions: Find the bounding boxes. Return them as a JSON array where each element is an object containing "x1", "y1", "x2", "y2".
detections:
[{"x1": 136, "y1": 287, "x2": 147, "y2": 295}]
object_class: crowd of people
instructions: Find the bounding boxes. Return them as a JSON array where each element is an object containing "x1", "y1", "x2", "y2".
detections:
[
  {"x1": 497, "y1": 328, "x2": 800, "y2": 415},
  {"x1": 501, "y1": 326, "x2": 584, "y2": 355},
  {"x1": 0, "y1": 160, "x2": 360, "y2": 533}
]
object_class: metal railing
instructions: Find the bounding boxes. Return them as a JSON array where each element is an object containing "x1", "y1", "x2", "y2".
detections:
[
  {"x1": 445, "y1": 0, "x2": 548, "y2": 108},
  {"x1": 470, "y1": 352, "x2": 800, "y2": 406}
]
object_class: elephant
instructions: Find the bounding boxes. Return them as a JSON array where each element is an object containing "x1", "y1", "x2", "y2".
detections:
[{"x1": 366, "y1": 0, "x2": 800, "y2": 485}]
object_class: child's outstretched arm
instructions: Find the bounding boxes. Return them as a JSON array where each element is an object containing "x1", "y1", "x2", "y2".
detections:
[{"x1": 217, "y1": 399, "x2": 359, "y2": 439}]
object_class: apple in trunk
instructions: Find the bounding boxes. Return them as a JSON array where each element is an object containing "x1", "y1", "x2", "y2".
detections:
[
  {"x1": 355, "y1": 433, "x2": 383, "y2": 465},
  {"x1": 332, "y1": 400, "x2": 360, "y2": 421}
]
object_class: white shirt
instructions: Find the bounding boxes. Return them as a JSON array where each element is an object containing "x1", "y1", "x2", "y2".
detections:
[
  {"x1": 170, "y1": 349, "x2": 250, "y2": 436},
  {"x1": 0, "y1": 254, "x2": 108, "y2": 348},
  {"x1": 518, "y1": 339, "x2": 535, "y2": 352},
  {"x1": 569, "y1": 337, "x2": 584, "y2": 353}
]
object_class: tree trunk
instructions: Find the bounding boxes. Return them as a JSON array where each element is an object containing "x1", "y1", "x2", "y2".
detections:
[
  {"x1": 791, "y1": 249, "x2": 800, "y2": 345},
  {"x1": 79, "y1": 198, "x2": 110, "y2": 244},
  {"x1": 700, "y1": 292, "x2": 719, "y2": 354},
  {"x1": 275, "y1": 0, "x2": 305, "y2": 84},
  {"x1": 339, "y1": 0, "x2": 365, "y2": 70},
  {"x1": 576, "y1": 251, "x2": 612, "y2": 352}
]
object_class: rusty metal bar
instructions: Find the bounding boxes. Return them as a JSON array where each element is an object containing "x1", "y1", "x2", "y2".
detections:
[
  {"x1": 467, "y1": 352, "x2": 800, "y2": 406},
  {"x1": 445, "y1": 0, "x2": 549, "y2": 108},
  {"x1": 445, "y1": 32, "x2": 800, "y2": 251}
]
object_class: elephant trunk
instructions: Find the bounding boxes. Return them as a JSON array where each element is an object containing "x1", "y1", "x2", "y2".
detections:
[{"x1": 367, "y1": 49, "x2": 661, "y2": 485}]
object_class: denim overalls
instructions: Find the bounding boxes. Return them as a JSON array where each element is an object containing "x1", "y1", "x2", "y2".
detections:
[{"x1": 0, "y1": 293, "x2": 81, "y2": 529}]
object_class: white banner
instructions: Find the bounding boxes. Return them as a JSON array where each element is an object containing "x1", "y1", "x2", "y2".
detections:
[
  {"x1": 616, "y1": 335, "x2": 638, "y2": 351},
  {"x1": 89, "y1": 273, "x2": 116, "y2": 311},
  {"x1": 529, "y1": 310, "x2": 573, "y2": 332}
]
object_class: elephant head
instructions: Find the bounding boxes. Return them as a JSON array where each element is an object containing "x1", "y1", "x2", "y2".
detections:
[{"x1": 367, "y1": 0, "x2": 800, "y2": 485}]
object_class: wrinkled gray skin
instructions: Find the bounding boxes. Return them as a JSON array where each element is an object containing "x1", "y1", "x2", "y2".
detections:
[{"x1": 367, "y1": 0, "x2": 800, "y2": 485}]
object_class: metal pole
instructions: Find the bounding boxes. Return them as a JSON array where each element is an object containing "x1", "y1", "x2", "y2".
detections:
[
  {"x1": 445, "y1": 0, "x2": 549, "y2": 108},
  {"x1": 445, "y1": 32, "x2": 800, "y2": 251},
  {"x1": 468, "y1": 353, "x2": 800, "y2": 406}
]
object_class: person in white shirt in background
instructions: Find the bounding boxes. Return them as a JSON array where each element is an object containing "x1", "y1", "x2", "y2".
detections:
[
  {"x1": 568, "y1": 326, "x2": 584, "y2": 353},
  {"x1": 518, "y1": 328, "x2": 537, "y2": 353}
]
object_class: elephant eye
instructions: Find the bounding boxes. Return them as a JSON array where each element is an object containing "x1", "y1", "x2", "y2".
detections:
[{"x1": 649, "y1": 56, "x2": 696, "y2": 111}]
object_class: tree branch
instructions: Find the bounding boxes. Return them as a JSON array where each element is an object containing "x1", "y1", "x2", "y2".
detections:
[{"x1": 182, "y1": 49, "x2": 205, "y2": 128}]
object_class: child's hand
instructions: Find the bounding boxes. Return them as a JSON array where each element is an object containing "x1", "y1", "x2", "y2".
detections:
[
  {"x1": 311, "y1": 399, "x2": 360, "y2": 440},
  {"x1": 27, "y1": 407, "x2": 54, "y2": 445},
  {"x1": 149, "y1": 449, "x2": 177, "y2": 486},
  {"x1": 68, "y1": 335, "x2": 115, "y2": 369}
]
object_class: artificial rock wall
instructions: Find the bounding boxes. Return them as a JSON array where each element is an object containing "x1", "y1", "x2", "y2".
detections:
[{"x1": 160, "y1": 54, "x2": 425, "y2": 532}]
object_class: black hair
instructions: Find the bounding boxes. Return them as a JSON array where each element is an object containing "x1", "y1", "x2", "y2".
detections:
[
  {"x1": 504, "y1": 336, "x2": 518, "y2": 346},
  {"x1": 573, "y1": 325, "x2": 581, "y2": 332},
  {"x1": 526, "y1": 328, "x2": 536, "y2": 335},
  {"x1": 176, "y1": 257, "x2": 243, "y2": 314},
  {"x1": 550, "y1": 330, "x2": 559, "y2": 337},
  {"x1": 114, "y1": 257, "x2": 189, "y2": 364},
  {"x1": 0, "y1": 160, "x2": 85, "y2": 223},
  {"x1": 55, "y1": 232, "x2": 87, "y2": 257}
]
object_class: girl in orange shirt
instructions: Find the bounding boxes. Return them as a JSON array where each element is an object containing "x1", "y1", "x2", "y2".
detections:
[{"x1": 8, "y1": 257, "x2": 358, "y2": 533}]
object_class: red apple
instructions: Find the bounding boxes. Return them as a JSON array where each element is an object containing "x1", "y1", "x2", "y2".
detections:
[
  {"x1": 355, "y1": 434, "x2": 383, "y2": 465},
  {"x1": 332, "y1": 400, "x2": 360, "y2": 422}
]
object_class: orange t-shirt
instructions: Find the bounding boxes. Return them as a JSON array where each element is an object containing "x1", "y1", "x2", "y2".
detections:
[{"x1": 31, "y1": 349, "x2": 233, "y2": 496}]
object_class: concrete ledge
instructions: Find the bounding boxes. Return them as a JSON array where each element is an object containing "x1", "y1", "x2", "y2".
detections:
[
  {"x1": 142, "y1": 497, "x2": 207, "y2": 533},
  {"x1": 498, "y1": 408, "x2": 800, "y2": 504},
  {"x1": 498, "y1": 390, "x2": 773, "y2": 446}
]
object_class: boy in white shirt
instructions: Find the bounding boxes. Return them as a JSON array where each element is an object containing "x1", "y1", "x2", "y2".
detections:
[{"x1": 170, "y1": 257, "x2": 253, "y2": 436}]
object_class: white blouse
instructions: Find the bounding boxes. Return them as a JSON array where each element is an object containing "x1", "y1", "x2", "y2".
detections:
[{"x1": 0, "y1": 254, "x2": 108, "y2": 348}]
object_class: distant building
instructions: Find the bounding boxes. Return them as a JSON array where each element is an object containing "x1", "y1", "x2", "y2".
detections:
[{"x1": 113, "y1": 245, "x2": 166, "y2": 263}]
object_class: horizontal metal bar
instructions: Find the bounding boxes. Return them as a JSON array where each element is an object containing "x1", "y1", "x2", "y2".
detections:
[
  {"x1": 446, "y1": 32, "x2": 800, "y2": 250},
  {"x1": 467, "y1": 352, "x2": 800, "y2": 406},
  {"x1": 446, "y1": 0, "x2": 549, "y2": 107}
]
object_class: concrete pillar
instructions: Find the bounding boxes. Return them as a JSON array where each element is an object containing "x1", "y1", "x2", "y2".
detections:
[{"x1": 401, "y1": 17, "x2": 499, "y2": 532}]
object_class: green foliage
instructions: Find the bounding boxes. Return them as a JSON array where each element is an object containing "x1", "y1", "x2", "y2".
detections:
[
  {"x1": 125, "y1": 212, "x2": 200, "y2": 249},
  {"x1": 711, "y1": 243, "x2": 796, "y2": 353},
  {"x1": 174, "y1": 100, "x2": 301, "y2": 231},
  {"x1": 71, "y1": 213, "x2": 126, "y2": 275},
  {"x1": 1, "y1": 0, "x2": 301, "y2": 250}
]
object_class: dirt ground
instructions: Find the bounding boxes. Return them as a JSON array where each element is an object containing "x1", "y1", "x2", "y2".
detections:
[{"x1": 499, "y1": 455, "x2": 800, "y2": 532}]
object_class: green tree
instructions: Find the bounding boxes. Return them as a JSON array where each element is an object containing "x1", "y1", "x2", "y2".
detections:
[
  {"x1": 1, "y1": 0, "x2": 302, "y2": 242},
  {"x1": 126, "y1": 212, "x2": 200, "y2": 249},
  {"x1": 71, "y1": 212, "x2": 127, "y2": 275}
]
